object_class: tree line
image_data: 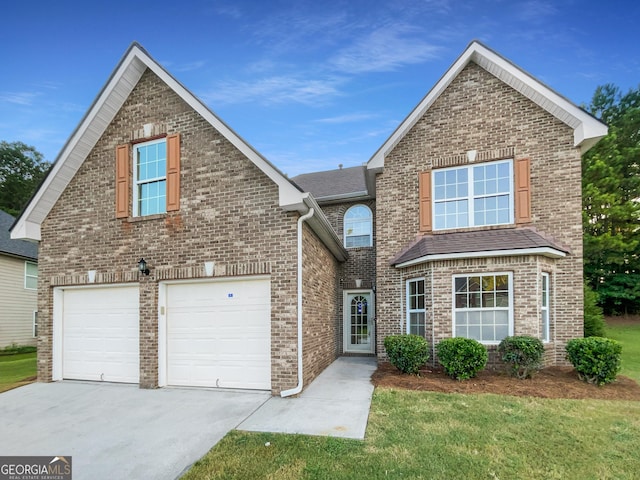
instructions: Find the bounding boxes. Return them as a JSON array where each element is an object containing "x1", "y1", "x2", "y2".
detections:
[{"x1": 2, "y1": 83, "x2": 640, "y2": 315}]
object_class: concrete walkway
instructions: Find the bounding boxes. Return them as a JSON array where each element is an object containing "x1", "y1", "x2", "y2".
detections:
[{"x1": 238, "y1": 356, "x2": 377, "y2": 439}]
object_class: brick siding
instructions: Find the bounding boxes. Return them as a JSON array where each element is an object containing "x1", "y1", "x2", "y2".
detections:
[
  {"x1": 375, "y1": 62, "x2": 583, "y2": 366},
  {"x1": 320, "y1": 200, "x2": 376, "y2": 353},
  {"x1": 37, "y1": 68, "x2": 311, "y2": 393},
  {"x1": 302, "y1": 223, "x2": 340, "y2": 385}
]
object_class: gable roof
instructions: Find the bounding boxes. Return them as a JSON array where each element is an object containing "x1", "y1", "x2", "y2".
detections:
[
  {"x1": 0, "y1": 210, "x2": 37, "y2": 261},
  {"x1": 291, "y1": 165, "x2": 369, "y2": 202},
  {"x1": 390, "y1": 227, "x2": 568, "y2": 268},
  {"x1": 10, "y1": 43, "x2": 346, "y2": 261},
  {"x1": 368, "y1": 40, "x2": 607, "y2": 170}
]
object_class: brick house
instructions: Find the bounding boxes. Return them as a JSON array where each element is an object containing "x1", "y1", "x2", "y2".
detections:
[{"x1": 11, "y1": 41, "x2": 605, "y2": 394}]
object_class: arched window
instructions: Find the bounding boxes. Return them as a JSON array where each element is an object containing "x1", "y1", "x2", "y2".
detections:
[{"x1": 344, "y1": 205, "x2": 372, "y2": 248}]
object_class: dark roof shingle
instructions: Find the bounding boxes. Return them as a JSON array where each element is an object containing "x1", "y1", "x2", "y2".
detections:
[
  {"x1": 291, "y1": 165, "x2": 367, "y2": 200},
  {"x1": 390, "y1": 228, "x2": 569, "y2": 266},
  {"x1": 0, "y1": 210, "x2": 38, "y2": 260}
]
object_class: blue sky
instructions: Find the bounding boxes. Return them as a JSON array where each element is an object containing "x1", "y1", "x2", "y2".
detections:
[{"x1": 0, "y1": 0, "x2": 637, "y2": 177}]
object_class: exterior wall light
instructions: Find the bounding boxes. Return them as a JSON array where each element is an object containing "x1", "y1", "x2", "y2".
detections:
[{"x1": 138, "y1": 258, "x2": 150, "y2": 276}]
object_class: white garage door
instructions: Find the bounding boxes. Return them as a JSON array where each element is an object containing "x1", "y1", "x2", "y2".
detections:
[
  {"x1": 62, "y1": 285, "x2": 139, "y2": 383},
  {"x1": 166, "y1": 278, "x2": 271, "y2": 390}
]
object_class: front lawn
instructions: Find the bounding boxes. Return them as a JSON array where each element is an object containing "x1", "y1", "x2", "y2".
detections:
[
  {"x1": 605, "y1": 319, "x2": 640, "y2": 382},
  {"x1": 0, "y1": 352, "x2": 37, "y2": 393},
  {"x1": 183, "y1": 389, "x2": 640, "y2": 479}
]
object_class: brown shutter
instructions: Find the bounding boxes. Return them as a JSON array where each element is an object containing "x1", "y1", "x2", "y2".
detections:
[
  {"x1": 115, "y1": 144, "x2": 130, "y2": 219},
  {"x1": 166, "y1": 133, "x2": 181, "y2": 212},
  {"x1": 515, "y1": 158, "x2": 531, "y2": 224},
  {"x1": 419, "y1": 171, "x2": 432, "y2": 232}
]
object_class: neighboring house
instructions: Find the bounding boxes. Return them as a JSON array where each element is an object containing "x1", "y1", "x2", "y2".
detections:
[
  {"x1": 0, "y1": 210, "x2": 38, "y2": 348},
  {"x1": 11, "y1": 41, "x2": 606, "y2": 394}
]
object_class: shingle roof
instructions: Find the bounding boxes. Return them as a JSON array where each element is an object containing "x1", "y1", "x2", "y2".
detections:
[
  {"x1": 390, "y1": 228, "x2": 569, "y2": 266},
  {"x1": 0, "y1": 210, "x2": 37, "y2": 260},
  {"x1": 291, "y1": 166, "x2": 368, "y2": 200}
]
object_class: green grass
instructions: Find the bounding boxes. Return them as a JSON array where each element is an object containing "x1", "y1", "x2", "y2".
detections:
[
  {"x1": 605, "y1": 321, "x2": 640, "y2": 382},
  {"x1": 183, "y1": 389, "x2": 640, "y2": 480},
  {"x1": 0, "y1": 352, "x2": 37, "y2": 393}
]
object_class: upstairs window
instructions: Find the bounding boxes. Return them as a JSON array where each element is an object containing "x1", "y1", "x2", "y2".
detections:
[
  {"x1": 25, "y1": 261, "x2": 38, "y2": 290},
  {"x1": 133, "y1": 139, "x2": 167, "y2": 216},
  {"x1": 116, "y1": 134, "x2": 180, "y2": 219},
  {"x1": 432, "y1": 159, "x2": 513, "y2": 230},
  {"x1": 344, "y1": 205, "x2": 373, "y2": 248}
]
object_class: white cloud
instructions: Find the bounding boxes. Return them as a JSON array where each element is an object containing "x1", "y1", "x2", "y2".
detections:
[
  {"x1": 0, "y1": 91, "x2": 40, "y2": 105},
  {"x1": 202, "y1": 75, "x2": 345, "y2": 106},
  {"x1": 315, "y1": 113, "x2": 379, "y2": 124},
  {"x1": 329, "y1": 23, "x2": 442, "y2": 73},
  {"x1": 516, "y1": 1, "x2": 558, "y2": 23},
  {"x1": 174, "y1": 60, "x2": 206, "y2": 72}
]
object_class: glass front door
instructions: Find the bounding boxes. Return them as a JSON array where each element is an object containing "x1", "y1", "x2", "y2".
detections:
[{"x1": 345, "y1": 292, "x2": 374, "y2": 353}]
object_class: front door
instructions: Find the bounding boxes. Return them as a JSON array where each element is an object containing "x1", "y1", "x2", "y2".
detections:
[{"x1": 344, "y1": 292, "x2": 374, "y2": 353}]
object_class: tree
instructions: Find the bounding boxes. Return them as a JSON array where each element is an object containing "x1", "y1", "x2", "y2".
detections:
[
  {"x1": 583, "y1": 84, "x2": 640, "y2": 315},
  {"x1": 0, "y1": 141, "x2": 50, "y2": 217}
]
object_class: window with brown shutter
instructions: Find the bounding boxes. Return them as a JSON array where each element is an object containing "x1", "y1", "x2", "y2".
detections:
[
  {"x1": 515, "y1": 157, "x2": 531, "y2": 224},
  {"x1": 115, "y1": 144, "x2": 130, "y2": 218},
  {"x1": 166, "y1": 133, "x2": 180, "y2": 212},
  {"x1": 419, "y1": 171, "x2": 432, "y2": 232}
]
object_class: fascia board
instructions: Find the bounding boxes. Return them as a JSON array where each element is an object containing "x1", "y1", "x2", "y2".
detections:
[
  {"x1": 394, "y1": 246, "x2": 567, "y2": 268},
  {"x1": 368, "y1": 41, "x2": 607, "y2": 170}
]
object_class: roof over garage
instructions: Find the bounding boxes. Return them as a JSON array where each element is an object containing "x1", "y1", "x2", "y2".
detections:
[{"x1": 10, "y1": 43, "x2": 346, "y2": 261}]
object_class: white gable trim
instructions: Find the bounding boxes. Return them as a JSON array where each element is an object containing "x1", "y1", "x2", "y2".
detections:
[
  {"x1": 368, "y1": 41, "x2": 607, "y2": 170},
  {"x1": 394, "y1": 246, "x2": 567, "y2": 269},
  {"x1": 11, "y1": 43, "x2": 306, "y2": 242}
]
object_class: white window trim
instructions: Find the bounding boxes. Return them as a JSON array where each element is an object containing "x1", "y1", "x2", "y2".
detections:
[
  {"x1": 133, "y1": 138, "x2": 167, "y2": 217},
  {"x1": 432, "y1": 159, "x2": 514, "y2": 231},
  {"x1": 33, "y1": 310, "x2": 38, "y2": 338},
  {"x1": 452, "y1": 272, "x2": 514, "y2": 345},
  {"x1": 24, "y1": 261, "x2": 38, "y2": 290},
  {"x1": 406, "y1": 277, "x2": 426, "y2": 335},
  {"x1": 541, "y1": 272, "x2": 550, "y2": 343},
  {"x1": 343, "y1": 204, "x2": 373, "y2": 248}
]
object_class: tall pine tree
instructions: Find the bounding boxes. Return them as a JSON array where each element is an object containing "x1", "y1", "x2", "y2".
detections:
[{"x1": 583, "y1": 84, "x2": 640, "y2": 314}]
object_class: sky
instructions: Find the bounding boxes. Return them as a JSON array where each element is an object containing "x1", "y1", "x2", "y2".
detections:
[{"x1": 0, "y1": 0, "x2": 638, "y2": 177}]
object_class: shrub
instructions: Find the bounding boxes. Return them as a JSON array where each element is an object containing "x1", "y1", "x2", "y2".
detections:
[
  {"x1": 436, "y1": 338, "x2": 487, "y2": 380},
  {"x1": 584, "y1": 283, "x2": 605, "y2": 337},
  {"x1": 566, "y1": 337, "x2": 622, "y2": 386},
  {"x1": 383, "y1": 334, "x2": 429, "y2": 374},
  {"x1": 498, "y1": 336, "x2": 544, "y2": 379}
]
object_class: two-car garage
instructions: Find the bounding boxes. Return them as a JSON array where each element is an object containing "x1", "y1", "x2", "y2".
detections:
[{"x1": 53, "y1": 277, "x2": 271, "y2": 390}]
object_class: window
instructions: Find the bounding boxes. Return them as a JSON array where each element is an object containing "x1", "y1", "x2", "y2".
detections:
[
  {"x1": 541, "y1": 273, "x2": 550, "y2": 342},
  {"x1": 407, "y1": 278, "x2": 425, "y2": 336},
  {"x1": 344, "y1": 205, "x2": 372, "y2": 248},
  {"x1": 33, "y1": 311, "x2": 38, "y2": 337},
  {"x1": 433, "y1": 159, "x2": 513, "y2": 230},
  {"x1": 133, "y1": 139, "x2": 167, "y2": 216},
  {"x1": 25, "y1": 261, "x2": 38, "y2": 290},
  {"x1": 454, "y1": 273, "x2": 512, "y2": 343}
]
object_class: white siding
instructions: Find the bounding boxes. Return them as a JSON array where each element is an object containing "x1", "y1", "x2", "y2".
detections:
[{"x1": 0, "y1": 255, "x2": 37, "y2": 347}]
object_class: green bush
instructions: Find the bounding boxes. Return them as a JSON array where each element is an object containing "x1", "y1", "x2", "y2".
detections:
[
  {"x1": 584, "y1": 283, "x2": 606, "y2": 337},
  {"x1": 566, "y1": 337, "x2": 622, "y2": 386},
  {"x1": 498, "y1": 335, "x2": 544, "y2": 379},
  {"x1": 0, "y1": 344, "x2": 37, "y2": 356},
  {"x1": 436, "y1": 337, "x2": 487, "y2": 380},
  {"x1": 383, "y1": 334, "x2": 430, "y2": 375}
]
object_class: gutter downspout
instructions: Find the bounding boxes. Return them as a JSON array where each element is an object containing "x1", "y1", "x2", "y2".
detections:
[{"x1": 281, "y1": 207, "x2": 315, "y2": 397}]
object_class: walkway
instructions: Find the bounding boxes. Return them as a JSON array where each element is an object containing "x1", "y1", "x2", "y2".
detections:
[{"x1": 238, "y1": 356, "x2": 377, "y2": 439}]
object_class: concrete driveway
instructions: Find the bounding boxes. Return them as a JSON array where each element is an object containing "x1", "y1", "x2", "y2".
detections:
[{"x1": 0, "y1": 381, "x2": 270, "y2": 480}]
